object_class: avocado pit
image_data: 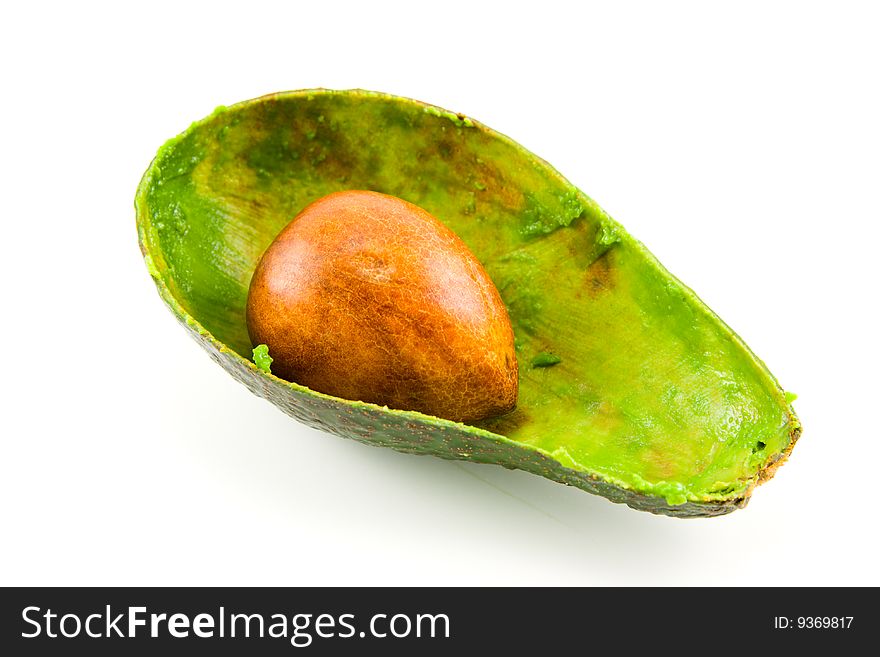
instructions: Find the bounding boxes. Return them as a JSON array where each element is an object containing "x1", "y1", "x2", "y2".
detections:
[{"x1": 246, "y1": 190, "x2": 519, "y2": 423}]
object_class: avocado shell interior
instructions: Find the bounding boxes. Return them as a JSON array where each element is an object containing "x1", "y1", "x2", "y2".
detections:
[{"x1": 136, "y1": 89, "x2": 800, "y2": 517}]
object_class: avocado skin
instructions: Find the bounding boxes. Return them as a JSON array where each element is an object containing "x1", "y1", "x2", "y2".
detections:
[
  {"x1": 189, "y1": 320, "x2": 762, "y2": 518},
  {"x1": 150, "y1": 301, "x2": 799, "y2": 518},
  {"x1": 136, "y1": 89, "x2": 801, "y2": 517}
]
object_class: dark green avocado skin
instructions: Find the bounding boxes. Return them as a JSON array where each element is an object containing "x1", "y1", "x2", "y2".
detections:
[
  {"x1": 187, "y1": 319, "x2": 745, "y2": 518},
  {"x1": 137, "y1": 89, "x2": 800, "y2": 518}
]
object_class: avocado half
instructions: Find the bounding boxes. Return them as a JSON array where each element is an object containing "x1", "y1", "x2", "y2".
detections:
[{"x1": 136, "y1": 89, "x2": 800, "y2": 517}]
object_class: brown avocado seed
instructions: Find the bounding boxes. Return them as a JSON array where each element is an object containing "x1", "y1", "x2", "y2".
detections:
[{"x1": 246, "y1": 190, "x2": 518, "y2": 423}]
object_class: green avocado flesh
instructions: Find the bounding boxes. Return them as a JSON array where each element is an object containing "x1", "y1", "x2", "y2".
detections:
[{"x1": 136, "y1": 89, "x2": 800, "y2": 517}]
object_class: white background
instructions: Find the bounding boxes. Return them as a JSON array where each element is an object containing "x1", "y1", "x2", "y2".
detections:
[{"x1": 2, "y1": 1, "x2": 878, "y2": 586}]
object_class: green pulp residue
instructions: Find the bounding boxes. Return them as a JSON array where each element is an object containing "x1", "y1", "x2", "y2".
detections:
[
  {"x1": 785, "y1": 391, "x2": 798, "y2": 403},
  {"x1": 531, "y1": 353, "x2": 562, "y2": 368},
  {"x1": 520, "y1": 190, "x2": 584, "y2": 237},
  {"x1": 253, "y1": 344, "x2": 273, "y2": 373},
  {"x1": 597, "y1": 222, "x2": 620, "y2": 246},
  {"x1": 423, "y1": 105, "x2": 474, "y2": 128}
]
